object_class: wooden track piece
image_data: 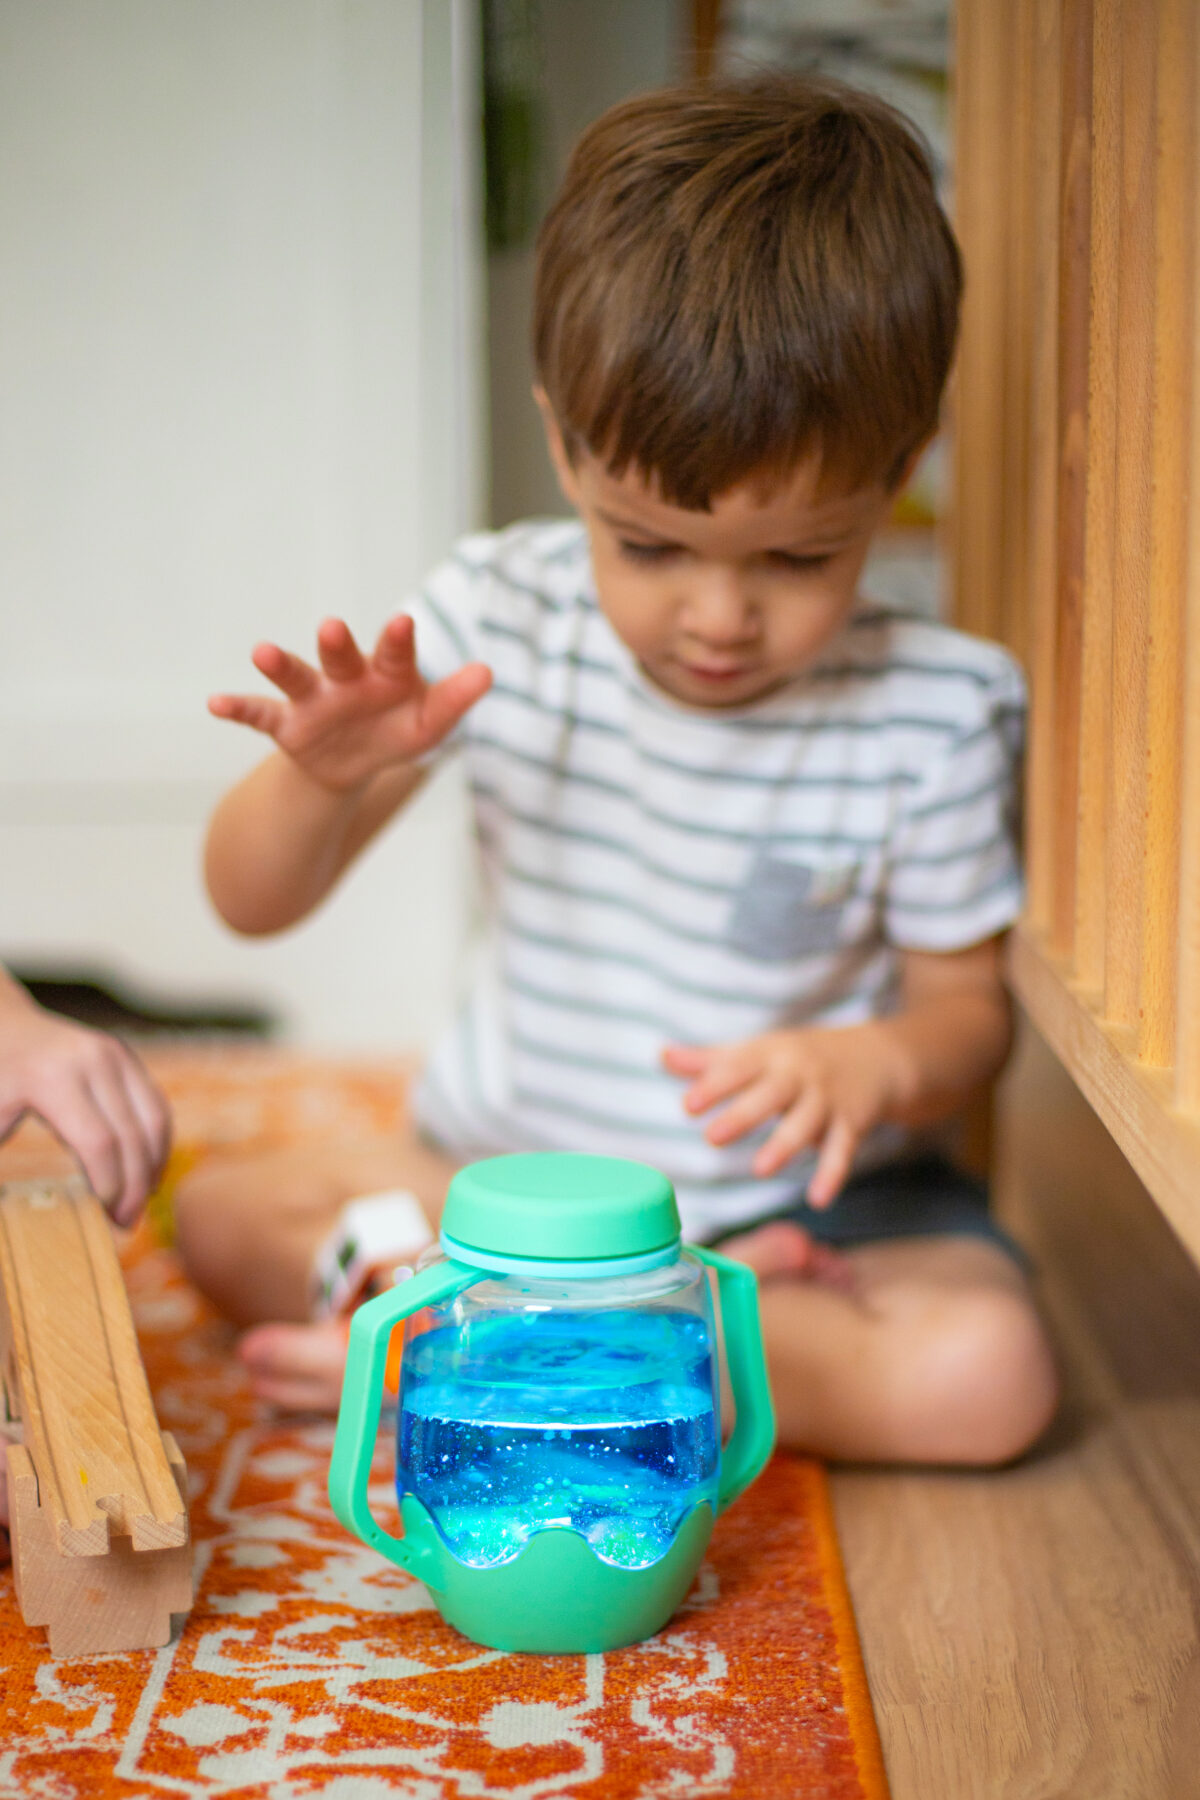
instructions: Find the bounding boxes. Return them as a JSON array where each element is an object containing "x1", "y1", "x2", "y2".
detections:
[{"x1": 0, "y1": 1180, "x2": 193, "y2": 1655}]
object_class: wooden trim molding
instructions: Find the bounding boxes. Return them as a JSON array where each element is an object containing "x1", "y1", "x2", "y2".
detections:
[
  {"x1": 956, "y1": 0, "x2": 1200, "y2": 1269},
  {"x1": 1008, "y1": 927, "x2": 1200, "y2": 1268}
]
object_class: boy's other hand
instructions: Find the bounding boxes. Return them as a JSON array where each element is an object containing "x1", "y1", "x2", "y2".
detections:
[
  {"x1": 208, "y1": 614, "x2": 492, "y2": 794},
  {"x1": 662, "y1": 1023, "x2": 904, "y2": 1208},
  {"x1": 0, "y1": 1001, "x2": 171, "y2": 1228}
]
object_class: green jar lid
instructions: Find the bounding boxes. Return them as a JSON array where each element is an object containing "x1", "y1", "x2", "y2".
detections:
[{"x1": 441, "y1": 1153, "x2": 680, "y2": 1265}]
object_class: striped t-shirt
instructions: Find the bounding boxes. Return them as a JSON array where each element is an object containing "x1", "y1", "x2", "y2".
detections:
[{"x1": 405, "y1": 519, "x2": 1025, "y2": 1241}]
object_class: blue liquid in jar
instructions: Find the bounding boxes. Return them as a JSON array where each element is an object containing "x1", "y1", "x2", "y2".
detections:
[{"x1": 396, "y1": 1307, "x2": 719, "y2": 1570}]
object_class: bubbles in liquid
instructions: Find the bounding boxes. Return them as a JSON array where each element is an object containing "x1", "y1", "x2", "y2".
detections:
[{"x1": 397, "y1": 1308, "x2": 719, "y2": 1570}]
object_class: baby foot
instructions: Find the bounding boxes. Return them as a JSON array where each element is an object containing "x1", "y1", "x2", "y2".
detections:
[
  {"x1": 237, "y1": 1318, "x2": 350, "y2": 1414},
  {"x1": 717, "y1": 1220, "x2": 857, "y2": 1293}
]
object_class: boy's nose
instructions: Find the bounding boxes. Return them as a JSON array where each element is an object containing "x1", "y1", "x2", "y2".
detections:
[{"x1": 684, "y1": 569, "x2": 758, "y2": 645}]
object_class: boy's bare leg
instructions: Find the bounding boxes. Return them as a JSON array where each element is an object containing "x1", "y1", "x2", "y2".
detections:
[
  {"x1": 173, "y1": 1122, "x2": 458, "y2": 1326},
  {"x1": 724, "y1": 1226, "x2": 1059, "y2": 1467},
  {"x1": 176, "y1": 1135, "x2": 1057, "y2": 1459},
  {"x1": 173, "y1": 1122, "x2": 460, "y2": 1412}
]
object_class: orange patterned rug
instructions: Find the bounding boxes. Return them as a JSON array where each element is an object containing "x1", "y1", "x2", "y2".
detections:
[{"x1": 0, "y1": 1047, "x2": 889, "y2": 1800}]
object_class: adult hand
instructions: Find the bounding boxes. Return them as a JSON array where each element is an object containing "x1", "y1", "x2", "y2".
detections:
[
  {"x1": 208, "y1": 614, "x2": 491, "y2": 795},
  {"x1": 0, "y1": 998, "x2": 171, "y2": 1227}
]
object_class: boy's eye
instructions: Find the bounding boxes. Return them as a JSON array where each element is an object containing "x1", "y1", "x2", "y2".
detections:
[
  {"x1": 614, "y1": 539, "x2": 835, "y2": 570},
  {"x1": 770, "y1": 550, "x2": 834, "y2": 572},
  {"x1": 617, "y1": 539, "x2": 676, "y2": 563}
]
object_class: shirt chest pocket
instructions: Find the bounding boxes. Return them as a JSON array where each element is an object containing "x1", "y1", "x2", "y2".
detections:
[{"x1": 725, "y1": 850, "x2": 861, "y2": 962}]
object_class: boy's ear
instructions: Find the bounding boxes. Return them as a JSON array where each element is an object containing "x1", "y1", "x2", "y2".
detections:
[{"x1": 533, "y1": 386, "x2": 583, "y2": 509}]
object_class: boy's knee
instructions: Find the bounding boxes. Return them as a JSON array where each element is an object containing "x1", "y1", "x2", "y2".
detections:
[
  {"x1": 172, "y1": 1161, "x2": 243, "y2": 1294},
  {"x1": 172, "y1": 1158, "x2": 310, "y2": 1295},
  {"x1": 174, "y1": 1155, "x2": 333, "y2": 1327},
  {"x1": 903, "y1": 1286, "x2": 1060, "y2": 1467}
]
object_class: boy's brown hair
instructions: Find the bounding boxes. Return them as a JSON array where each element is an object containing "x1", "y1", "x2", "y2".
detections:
[{"x1": 533, "y1": 75, "x2": 962, "y2": 508}]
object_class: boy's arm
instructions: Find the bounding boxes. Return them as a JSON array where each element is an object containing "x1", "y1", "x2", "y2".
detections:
[
  {"x1": 205, "y1": 612, "x2": 490, "y2": 934},
  {"x1": 883, "y1": 935, "x2": 1013, "y2": 1125},
  {"x1": 663, "y1": 934, "x2": 1013, "y2": 1208},
  {"x1": 204, "y1": 753, "x2": 425, "y2": 935}
]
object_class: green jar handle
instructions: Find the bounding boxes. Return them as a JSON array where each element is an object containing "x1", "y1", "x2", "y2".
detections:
[
  {"x1": 689, "y1": 1246, "x2": 776, "y2": 1511},
  {"x1": 328, "y1": 1258, "x2": 481, "y2": 1571}
]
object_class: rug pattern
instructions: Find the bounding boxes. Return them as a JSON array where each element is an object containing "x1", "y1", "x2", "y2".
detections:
[{"x1": 0, "y1": 1048, "x2": 889, "y2": 1799}]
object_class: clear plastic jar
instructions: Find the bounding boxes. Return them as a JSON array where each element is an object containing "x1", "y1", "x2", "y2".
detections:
[
  {"x1": 395, "y1": 1250, "x2": 719, "y2": 1569},
  {"x1": 330, "y1": 1152, "x2": 773, "y2": 1653}
]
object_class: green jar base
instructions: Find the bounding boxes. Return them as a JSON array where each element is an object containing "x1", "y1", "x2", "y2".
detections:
[{"x1": 397, "y1": 1496, "x2": 715, "y2": 1653}]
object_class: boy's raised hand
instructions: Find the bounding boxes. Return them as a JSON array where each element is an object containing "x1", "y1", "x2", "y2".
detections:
[
  {"x1": 663, "y1": 1024, "x2": 904, "y2": 1208},
  {"x1": 209, "y1": 614, "x2": 492, "y2": 793}
]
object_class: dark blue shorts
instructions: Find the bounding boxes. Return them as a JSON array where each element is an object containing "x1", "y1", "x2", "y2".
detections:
[{"x1": 711, "y1": 1152, "x2": 1029, "y2": 1270}]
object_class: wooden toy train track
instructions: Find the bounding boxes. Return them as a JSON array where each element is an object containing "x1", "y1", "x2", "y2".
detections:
[{"x1": 0, "y1": 1179, "x2": 193, "y2": 1655}]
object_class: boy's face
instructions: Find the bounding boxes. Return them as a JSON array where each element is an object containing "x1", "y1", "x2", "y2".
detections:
[{"x1": 540, "y1": 408, "x2": 899, "y2": 710}]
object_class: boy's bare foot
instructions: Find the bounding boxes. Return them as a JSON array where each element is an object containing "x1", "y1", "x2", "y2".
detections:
[
  {"x1": 716, "y1": 1219, "x2": 856, "y2": 1292},
  {"x1": 237, "y1": 1319, "x2": 350, "y2": 1414}
]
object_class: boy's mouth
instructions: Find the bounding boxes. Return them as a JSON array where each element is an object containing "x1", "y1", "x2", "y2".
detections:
[
  {"x1": 644, "y1": 652, "x2": 784, "y2": 709},
  {"x1": 677, "y1": 658, "x2": 758, "y2": 684}
]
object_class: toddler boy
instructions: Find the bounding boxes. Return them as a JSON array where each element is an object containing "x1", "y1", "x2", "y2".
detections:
[{"x1": 179, "y1": 75, "x2": 1058, "y2": 1463}]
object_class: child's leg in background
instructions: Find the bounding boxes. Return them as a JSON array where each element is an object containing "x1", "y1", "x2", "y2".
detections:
[
  {"x1": 173, "y1": 1124, "x2": 459, "y2": 1411},
  {"x1": 174, "y1": 1137, "x2": 1058, "y2": 1459},
  {"x1": 725, "y1": 1228, "x2": 1059, "y2": 1466},
  {"x1": 173, "y1": 1123, "x2": 457, "y2": 1325}
]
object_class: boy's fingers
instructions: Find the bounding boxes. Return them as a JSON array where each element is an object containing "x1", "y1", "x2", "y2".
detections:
[
  {"x1": 671, "y1": 1043, "x2": 761, "y2": 1112},
  {"x1": 208, "y1": 693, "x2": 285, "y2": 737},
  {"x1": 705, "y1": 1075, "x2": 788, "y2": 1145},
  {"x1": 752, "y1": 1088, "x2": 828, "y2": 1175},
  {"x1": 371, "y1": 613, "x2": 418, "y2": 678},
  {"x1": 681, "y1": 1058, "x2": 757, "y2": 1115},
  {"x1": 413, "y1": 662, "x2": 492, "y2": 745},
  {"x1": 250, "y1": 641, "x2": 319, "y2": 702},
  {"x1": 805, "y1": 1117, "x2": 858, "y2": 1209},
  {"x1": 316, "y1": 617, "x2": 367, "y2": 683}
]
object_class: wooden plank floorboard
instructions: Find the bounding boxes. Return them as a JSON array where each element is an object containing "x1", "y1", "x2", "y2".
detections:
[{"x1": 832, "y1": 1020, "x2": 1200, "y2": 1799}]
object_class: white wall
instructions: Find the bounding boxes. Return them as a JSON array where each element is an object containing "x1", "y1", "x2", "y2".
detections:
[{"x1": 0, "y1": 0, "x2": 484, "y2": 1049}]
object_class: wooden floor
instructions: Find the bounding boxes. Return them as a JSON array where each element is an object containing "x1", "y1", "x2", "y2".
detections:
[{"x1": 832, "y1": 1020, "x2": 1200, "y2": 1799}]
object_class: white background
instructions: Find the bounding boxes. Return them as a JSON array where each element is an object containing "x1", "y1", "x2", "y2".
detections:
[{"x1": 0, "y1": 0, "x2": 485, "y2": 1048}]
